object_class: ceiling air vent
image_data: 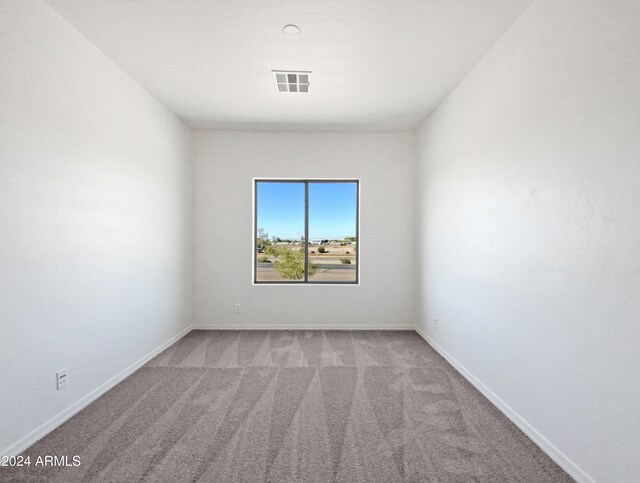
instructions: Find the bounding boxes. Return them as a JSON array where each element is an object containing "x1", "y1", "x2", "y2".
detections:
[{"x1": 272, "y1": 70, "x2": 310, "y2": 93}]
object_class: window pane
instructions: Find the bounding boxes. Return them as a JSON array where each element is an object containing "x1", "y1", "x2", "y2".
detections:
[
  {"x1": 256, "y1": 182, "x2": 305, "y2": 282},
  {"x1": 308, "y1": 182, "x2": 357, "y2": 283}
]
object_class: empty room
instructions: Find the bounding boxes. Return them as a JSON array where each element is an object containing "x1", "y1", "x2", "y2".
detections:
[{"x1": 1, "y1": 0, "x2": 639, "y2": 482}]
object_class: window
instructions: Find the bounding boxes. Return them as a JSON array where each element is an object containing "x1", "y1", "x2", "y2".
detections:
[{"x1": 254, "y1": 179, "x2": 359, "y2": 284}]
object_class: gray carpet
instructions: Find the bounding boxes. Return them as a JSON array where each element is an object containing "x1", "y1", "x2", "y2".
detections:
[{"x1": 2, "y1": 330, "x2": 572, "y2": 482}]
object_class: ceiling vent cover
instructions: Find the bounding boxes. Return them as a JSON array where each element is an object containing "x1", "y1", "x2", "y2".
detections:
[{"x1": 272, "y1": 70, "x2": 310, "y2": 93}]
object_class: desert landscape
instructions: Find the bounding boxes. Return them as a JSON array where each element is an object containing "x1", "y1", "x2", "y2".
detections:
[{"x1": 256, "y1": 241, "x2": 357, "y2": 282}]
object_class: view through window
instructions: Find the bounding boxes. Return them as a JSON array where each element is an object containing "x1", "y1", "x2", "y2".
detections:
[{"x1": 255, "y1": 180, "x2": 359, "y2": 284}]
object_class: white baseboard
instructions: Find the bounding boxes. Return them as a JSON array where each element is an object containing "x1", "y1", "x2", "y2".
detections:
[
  {"x1": 413, "y1": 326, "x2": 594, "y2": 483},
  {"x1": 1, "y1": 325, "x2": 192, "y2": 458},
  {"x1": 191, "y1": 324, "x2": 416, "y2": 331}
]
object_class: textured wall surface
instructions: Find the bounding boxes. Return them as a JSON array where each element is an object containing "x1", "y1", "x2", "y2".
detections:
[
  {"x1": 193, "y1": 131, "x2": 417, "y2": 329},
  {"x1": 0, "y1": 0, "x2": 193, "y2": 454},
  {"x1": 416, "y1": 0, "x2": 640, "y2": 481}
]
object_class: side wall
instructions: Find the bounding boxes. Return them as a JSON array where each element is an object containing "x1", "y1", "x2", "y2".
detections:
[
  {"x1": 415, "y1": 0, "x2": 640, "y2": 481},
  {"x1": 193, "y1": 131, "x2": 416, "y2": 329},
  {"x1": 0, "y1": 0, "x2": 193, "y2": 454}
]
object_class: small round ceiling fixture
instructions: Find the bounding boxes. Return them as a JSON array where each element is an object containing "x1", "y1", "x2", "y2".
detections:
[{"x1": 283, "y1": 24, "x2": 301, "y2": 37}]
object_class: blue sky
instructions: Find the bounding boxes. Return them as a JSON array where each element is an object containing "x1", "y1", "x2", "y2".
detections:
[{"x1": 256, "y1": 182, "x2": 357, "y2": 240}]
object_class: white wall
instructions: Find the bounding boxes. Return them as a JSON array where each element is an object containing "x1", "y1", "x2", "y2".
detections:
[
  {"x1": 0, "y1": 0, "x2": 192, "y2": 454},
  {"x1": 194, "y1": 131, "x2": 416, "y2": 329},
  {"x1": 416, "y1": 0, "x2": 640, "y2": 481}
]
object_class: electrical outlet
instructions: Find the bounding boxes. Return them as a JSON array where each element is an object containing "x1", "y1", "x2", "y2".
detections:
[
  {"x1": 433, "y1": 318, "x2": 439, "y2": 329},
  {"x1": 234, "y1": 304, "x2": 241, "y2": 314},
  {"x1": 56, "y1": 370, "x2": 67, "y2": 390}
]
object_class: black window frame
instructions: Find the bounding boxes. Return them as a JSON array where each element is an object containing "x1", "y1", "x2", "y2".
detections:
[{"x1": 253, "y1": 179, "x2": 360, "y2": 285}]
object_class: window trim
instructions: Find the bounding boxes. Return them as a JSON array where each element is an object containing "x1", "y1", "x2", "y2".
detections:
[{"x1": 252, "y1": 178, "x2": 360, "y2": 286}]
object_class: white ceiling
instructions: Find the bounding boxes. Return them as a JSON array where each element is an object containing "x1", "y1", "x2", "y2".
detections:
[{"x1": 45, "y1": 0, "x2": 532, "y2": 131}]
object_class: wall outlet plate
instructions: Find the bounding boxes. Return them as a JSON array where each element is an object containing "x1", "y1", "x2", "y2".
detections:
[{"x1": 56, "y1": 370, "x2": 67, "y2": 390}]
